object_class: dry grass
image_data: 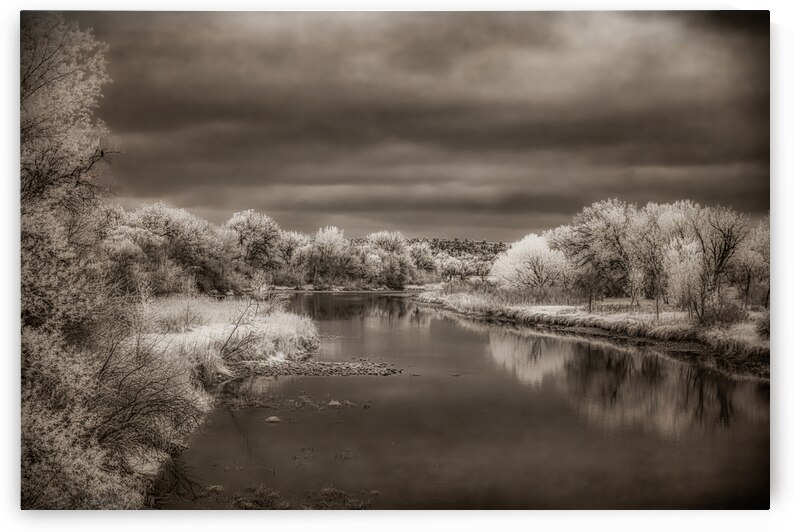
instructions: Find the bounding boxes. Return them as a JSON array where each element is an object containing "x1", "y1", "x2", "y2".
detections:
[
  {"x1": 147, "y1": 296, "x2": 258, "y2": 333},
  {"x1": 142, "y1": 296, "x2": 319, "y2": 387}
]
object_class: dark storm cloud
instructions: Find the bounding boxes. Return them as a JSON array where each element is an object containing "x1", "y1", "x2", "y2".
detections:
[
  {"x1": 681, "y1": 10, "x2": 770, "y2": 37},
  {"x1": 68, "y1": 11, "x2": 769, "y2": 239}
]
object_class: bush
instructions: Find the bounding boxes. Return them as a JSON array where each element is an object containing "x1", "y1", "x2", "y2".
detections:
[
  {"x1": 93, "y1": 332, "x2": 213, "y2": 462},
  {"x1": 21, "y1": 329, "x2": 145, "y2": 509},
  {"x1": 756, "y1": 310, "x2": 770, "y2": 339},
  {"x1": 701, "y1": 300, "x2": 749, "y2": 327},
  {"x1": 490, "y1": 234, "x2": 566, "y2": 290}
]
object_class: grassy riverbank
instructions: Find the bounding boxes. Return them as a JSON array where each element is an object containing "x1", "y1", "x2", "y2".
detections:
[
  {"x1": 416, "y1": 290, "x2": 770, "y2": 379},
  {"x1": 23, "y1": 295, "x2": 322, "y2": 510},
  {"x1": 145, "y1": 295, "x2": 320, "y2": 384},
  {"x1": 108, "y1": 295, "x2": 319, "y2": 507},
  {"x1": 142, "y1": 295, "x2": 406, "y2": 507}
]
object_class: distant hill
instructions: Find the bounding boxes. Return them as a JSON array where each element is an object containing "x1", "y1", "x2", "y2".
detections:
[{"x1": 409, "y1": 237, "x2": 507, "y2": 261}]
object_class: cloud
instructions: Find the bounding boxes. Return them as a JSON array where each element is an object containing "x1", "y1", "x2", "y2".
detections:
[{"x1": 70, "y1": 11, "x2": 769, "y2": 239}]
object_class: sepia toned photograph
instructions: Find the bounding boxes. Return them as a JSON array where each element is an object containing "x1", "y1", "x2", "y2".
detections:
[{"x1": 18, "y1": 9, "x2": 770, "y2": 510}]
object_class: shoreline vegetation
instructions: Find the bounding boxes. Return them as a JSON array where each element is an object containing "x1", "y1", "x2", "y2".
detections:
[
  {"x1": 149, "y1": 294, "x2": 402, "y2": 382},
  {"x1": 138, "y1": 294, "x2": 399, "y2": 508},
  {"x1": 414, "y1": 288, "x2": 770, "y2": 380}
]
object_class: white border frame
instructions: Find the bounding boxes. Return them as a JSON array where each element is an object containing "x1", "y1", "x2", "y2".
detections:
[{"x1": 2, "y1": 1, "x2": 790, "y2": 530}]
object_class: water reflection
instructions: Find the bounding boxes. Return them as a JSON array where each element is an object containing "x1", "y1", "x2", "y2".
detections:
[
  {"x1": 290, "y1": 293, "x2": 417, "y2": 321},
  {"x1": 163, "y1": 294, "x2": 768, "y2": 509},
  {"x1": 437, "y1": 310, "x2": 769, "y2": 438},
  {"x1": 489, "y1": 331, "x2": 574, "y2": 386},
  {"x1": 560, "y1": 344, "x2": 758, "y2": 437},
  {"x1": 290, "y1": 295, "x2": 769, "y2": 439}
]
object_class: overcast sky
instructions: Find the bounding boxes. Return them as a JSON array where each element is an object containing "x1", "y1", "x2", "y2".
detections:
[{"x1": 69, "y1": 11, "x2": 769, "y2": 241}]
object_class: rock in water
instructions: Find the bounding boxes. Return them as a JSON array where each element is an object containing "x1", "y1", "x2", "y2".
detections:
[
  {"x1": 265, "y1": 416, "x2": 281, "y2": 424},
  {"x1": 328, "y1": 399, "x2": 342, "y2": 408}
]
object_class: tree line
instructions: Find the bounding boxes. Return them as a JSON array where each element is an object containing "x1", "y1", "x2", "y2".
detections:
[
  {"x1": 97, "y1": 196, "x2": 769, "y2": 328},
  {"x1": 491, "y1": 199, "x2": 769, "y2": 323},
  {"x1": 99, "y1": 203, "x2": 509, "y2": 294}
]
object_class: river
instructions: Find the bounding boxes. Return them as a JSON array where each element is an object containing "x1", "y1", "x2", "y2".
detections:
[{"x1": 156, "y1": 293, "x2": 769, "y2": 509}]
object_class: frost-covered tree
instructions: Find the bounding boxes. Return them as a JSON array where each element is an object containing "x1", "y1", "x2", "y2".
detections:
[
  {"x1": 275, "y1": 230, "x2": 311, "y2": 285},
  {"x1": 225, "y1": 209, "x2": 281, "y2": 272},
  {"x1": 664, "y1": 203, "x2": 750, "y2": 322},
  {"x1": 469, "y1": 257, "x2": 492, "y2": 281},
  {"x1": 625, "y1": 202, "x2": 681, "y2": 316},
  {"x1": 22, "y1": 14, "x2": 212, "y2": 510},
  {"x1": 409, "y1": 241, "x2": 437, "y2": 274},
  {"x1": 367, "y1": 231, "x2": 408, "y2": 254},
  {"x1": 21, "y1": 12, "x2": 111, "y2": 209},
  {"x1": 546, "y1": 199, "x2": 636, "y2": 296},
  {"x1": 626, "y1": 266, "x2": 645, "y2": 309},
  {"x1": 663, "y1": 237, "x2": 703, "y2": 317},
  {"x1": 305, "y1": 226, "x2": 351, "y2": 286},
  {"x1": 365, "y1": 231, "x2": 415, "y2": 289},
  {"x1": 571, "y1": 263, "x2": 608, "y2": 313},
  {"x1": 683, "y1": 205, "x2": 749, "y2": 293},
  {"x1": 122, "y1": 203, "x2": 239, "y2": 292},
  {"x1": 753, "y1": 215, "x2": 771, "y2": 308},
  {"x1": 20, "y1": 13, "x2": 114, "y2": 334},
  {"x1": 731, "y1": 215, "x2": 769, "y2": 308},
  {"x1": 436, "y1": 252, "x2": 466, "y2": 282},
  {"x1": 490, "y1": 234, "x2": 566, "y2": 290},
  {"x1": 353, "y1": 245, "x2": 384, "y2": 285}
]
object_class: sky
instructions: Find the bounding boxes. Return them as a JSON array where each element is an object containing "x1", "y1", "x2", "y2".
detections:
[{"x1": 68, "y1": 11, "x2": 769, "y2": 241}]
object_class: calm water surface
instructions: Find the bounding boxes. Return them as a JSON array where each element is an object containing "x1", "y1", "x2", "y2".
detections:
[{"x1": 160, "y1": 293, "x2": 769, "y2": 509}]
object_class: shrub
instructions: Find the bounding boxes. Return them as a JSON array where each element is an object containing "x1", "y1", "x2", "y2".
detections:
[
  {"x1": 22, "y1": 400, "x2": 145, "y2": 509},
  {"x1": 21, "y1": 328, "x2": 145, "y2": 509},
  {"x1": 490, "y1": 234, "x2": 566, "y2": 290},
  {"x1": 93, "y1": 333, "x2": 213, "y2": 462},
  {"x1": 756, "y1": 310, "x2": 770, "y2": 339},
  {"x1": 701, "y1": 300, "x2": 749, "y2": 327}
]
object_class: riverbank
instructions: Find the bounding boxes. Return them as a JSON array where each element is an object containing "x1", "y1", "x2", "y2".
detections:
[
  {"x1": 147, "y1": 296, "x2": 402, "y2": 382},
  {"x1": 155, "y1": 292, "x2": 770, "y2": 510},
  {"x1": 143, "y1": 294, "x2": 401, "y2": 506},
  {"x1": 415, "y1": 291, "x2": 770, "y2": 379}
]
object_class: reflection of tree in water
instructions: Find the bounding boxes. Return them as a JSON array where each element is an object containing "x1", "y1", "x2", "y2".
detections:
[
  {"x1": 289, "y1": 294, "x2": 425, "y2": 323},
  {"x1": 366, "y1": 297, "x2": 410, "y2": 320},
  {"x1": 291, "y1": 295, "x2": 769, "y2": 438},
  {"x1": 426, "y1": 309, "x2": 768, "y2": 438},
  {"x1": 289, "y1": 294, "x2": 367, "y2": 320},
  {"x1": 488, "y1": 331, "x2": 576, "y2": 386},
  {"x1": 561, "y1": 346, "x2": 768, "y2": 437},
  {"x1": 407, "y1": 305, "x2": 433, "y2": 328},
  {"x1": 684, "y1": 366, "x2": 736, "y2": 428}
]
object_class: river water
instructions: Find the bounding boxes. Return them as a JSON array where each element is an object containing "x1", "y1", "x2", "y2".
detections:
[{"x1": 158, "y1": 293, "x2": 769, "y2": 509}]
